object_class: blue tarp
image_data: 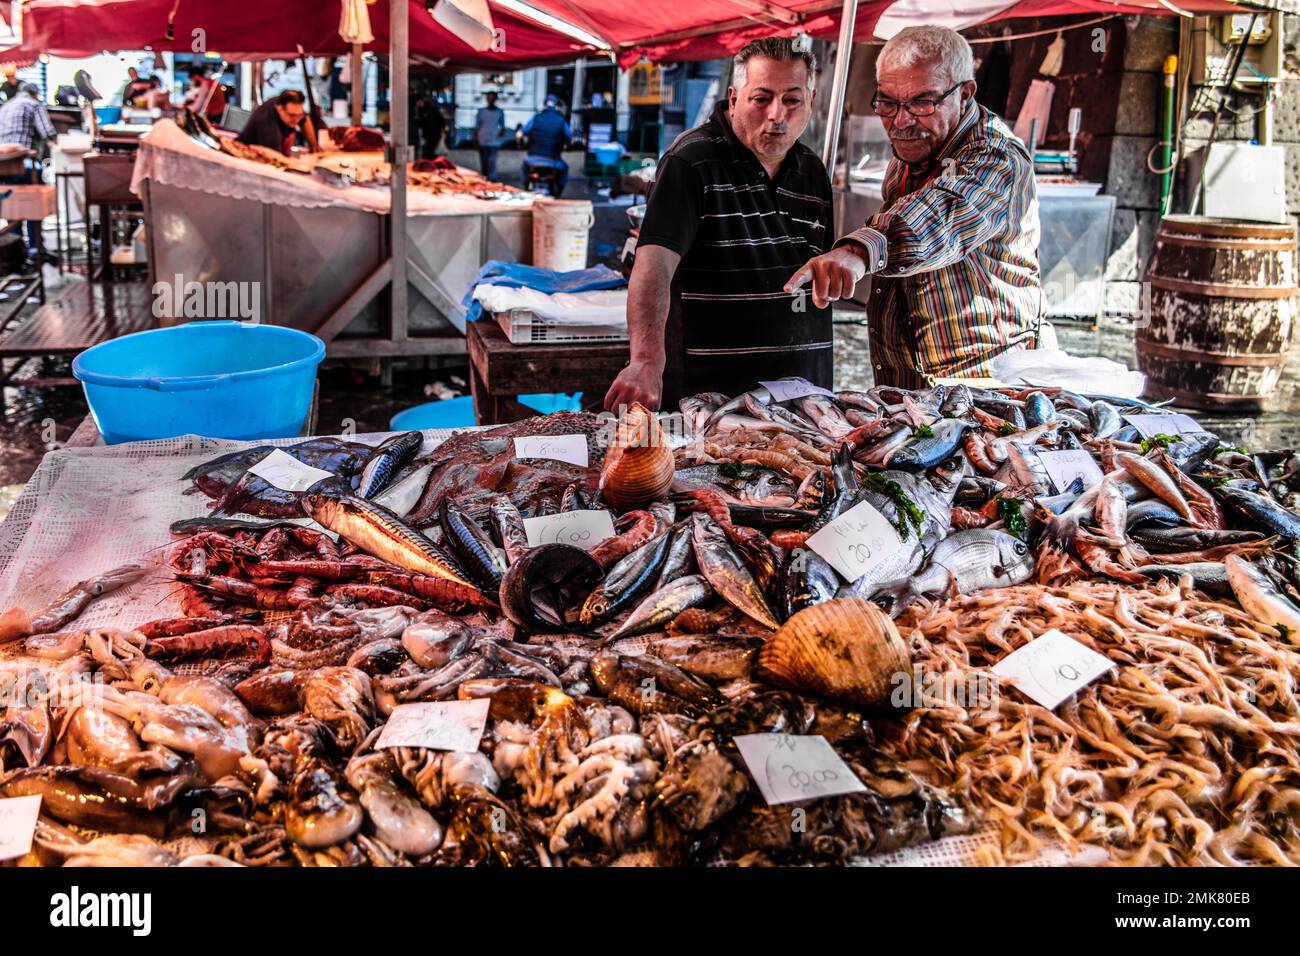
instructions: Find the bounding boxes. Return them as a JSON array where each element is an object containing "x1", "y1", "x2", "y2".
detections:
[{"x1": 462, "y1": 260, "x2": 626, "y2": 324}]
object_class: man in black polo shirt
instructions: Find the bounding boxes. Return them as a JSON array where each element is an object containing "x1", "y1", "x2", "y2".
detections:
[
  {"x1": 236, "y1": 89, "x2": 314, "y2": 155},
  {"x1": 603, "y1": 37, "x2": 832, "y2": 411}
]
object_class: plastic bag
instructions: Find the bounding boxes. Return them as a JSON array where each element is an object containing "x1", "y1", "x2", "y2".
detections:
[{"x1": 990, "y1": 348, "x2": 1145, "y2": 398}]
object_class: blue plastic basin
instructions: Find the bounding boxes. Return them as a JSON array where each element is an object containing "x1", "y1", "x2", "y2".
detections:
[
  {"x1": 518, "y1": 392, "x2": 583, "y2": 414},
  {"x1": 390, "y1": 396, "x2": 476, "y2": 431},
  {"x1": 73, "y1": 321, "x2": 325, "y2": 444}
]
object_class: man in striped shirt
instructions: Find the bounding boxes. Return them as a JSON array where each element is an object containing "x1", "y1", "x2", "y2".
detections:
[
  {"x1": 604, "y1": 37, "x2": 833, "y2": 411},
  {"x1": 787, "y1": 25, "x2": 1042, "y2": 389}
]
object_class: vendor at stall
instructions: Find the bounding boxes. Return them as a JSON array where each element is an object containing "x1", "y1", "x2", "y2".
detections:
[
  {"x1": 521, "y1": 95, "x2": 572, "y2": 198},
  {"x1": 785, "y1": 25, "x2": 1041, "y2": 389},
  {"x1": 235, "y1": 89, "x2": 317, "y2": 155},
  {"x1": 604, "y1": 37, "x2": 831, "y2": 411}
]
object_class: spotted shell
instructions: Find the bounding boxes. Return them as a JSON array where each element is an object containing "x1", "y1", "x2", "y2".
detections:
[
  {"x1": 756, "y1": 598, "x2": 911, "y2": 711},
  {"x1": 599, "y1": 402, "x2": 675, "y2": 511}
]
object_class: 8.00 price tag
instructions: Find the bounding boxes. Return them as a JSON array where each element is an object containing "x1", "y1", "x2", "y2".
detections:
[
  {"x1": 513, "y1": 434, "x2": 589, "y2": 468},
  {"x1": 734, "y1": 734, "x2": 867, "y2": 805},
  {"x1": 804, "y1": 500, "x2": 902, "y2": 582},
  {"x1": 522, "y1": 509, "x2": 616, "y2": 549},
  {"x1": 991, "y1": 628, "x2": 1115, "y2": 710}
]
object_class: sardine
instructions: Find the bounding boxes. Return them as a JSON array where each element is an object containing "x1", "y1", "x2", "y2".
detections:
[
  {"x1": 580, "y1": 529, "x2": 674, "y2": 626},
  {"x1": 608, "y1": 574, "x2": 713, "y2": 639},
  {"x1": 654, "y1": 522, "x2": 696, "y2": 589},
  {"x1": 700, "y1": 386, "x2": 772, "y2": 436},
  {"x1": 357, "y1": 432, "x2": 423, "y2": 499},
  {"x1": 489, "y1": 495, "x2": 528, "y2": 565},
  {"x1": 439, "y1": 498, "x2": 508, "y2": 591},
  {"x1": 1226, "y1": 555, "x2": 1300, "y2": 643},
  {"x1": 1093, "y1": 475, "x2": 1128, "y2": 544},
  {"x1": 690, "y1": 513, "x2": 778, "y2": 629}
]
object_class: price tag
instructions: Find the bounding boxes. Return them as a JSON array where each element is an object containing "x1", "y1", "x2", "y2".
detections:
[
  {"x1": 733, "y1": 734, "x2": 867, "y2": 805},
  {"x1": 247, "y1": 448, "x2": 336, "y2": 492},
  {"x1": 513, "y1": 434, "x2": 589, "y2": 468},
  {"x1": 805, "y1": 499, "x2": 902, "y2": 582},
  {"x1": 991, "y1": 628, "x2": 1115, "y2": 710},
  {"x1": 0, "y1": 795, "x2": 41, "y2": 861},
  {"x1": 1123, "y1": 413, "x2": 1206, "y2": 440},
  {"x1": 1038, "y1": 449, "x2": 1105, "y2": 494},
  {"x1": 758, "y1": 378, "x2": 836, "y2": 403},
  {"x1": 376, "y1": 699, "x2": 490, "y2": 752},
  {"x1": 523, "y1": 509, "x2": 616, "y2": 549}
]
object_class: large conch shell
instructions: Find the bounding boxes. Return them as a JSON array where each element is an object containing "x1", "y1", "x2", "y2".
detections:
[
  {"x1": 756, "y1": 598, "x2": 911, "y2": 711},
  {"x1": 599, "y1": 402, "x2": 675, "y2": 511}
]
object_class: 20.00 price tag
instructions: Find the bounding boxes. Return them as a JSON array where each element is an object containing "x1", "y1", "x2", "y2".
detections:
[
  {"x1": 733, "y1": 734, "x2": 867, "y2": 805},
  {"x1": 804, "y1": 500, "x2": 902, "y2": 582},
  {"x1": 991, "y1": 628, "x2": 1115, "y2": 710}
]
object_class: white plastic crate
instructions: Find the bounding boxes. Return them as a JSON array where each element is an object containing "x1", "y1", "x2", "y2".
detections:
[{"x1": 493, "y1": 309, "x2": 629, "y2": 345}]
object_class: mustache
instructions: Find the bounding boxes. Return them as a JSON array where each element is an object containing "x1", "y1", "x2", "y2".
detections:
[{"x1": 890, "y1": 129, "x2": 929, "y2": 141}]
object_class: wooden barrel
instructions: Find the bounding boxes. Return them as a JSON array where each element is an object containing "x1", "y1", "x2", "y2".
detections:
[{"x1": 1136, "y1": 215, "x2": 1297, "y2": 410}]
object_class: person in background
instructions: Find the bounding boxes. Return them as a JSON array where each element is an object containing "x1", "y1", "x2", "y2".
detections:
[
  {"x1": 236, "y1": 89, "x2": 315, "y2": 155},
  {"x1": 474, "y1": 91, "x2": 506, "y2": 180},
  {"x1": 121, "y1": 68, "x2": 154, "y2": 106},
  {"x1": 183, "y1": 69, "x2": 227, "y2": 123},
  {"x1": 0, "y1": 67, "x2": 20, "y2": 102},
  {"x1": 416, "y1": 95, "x2": 446, "y2": 159},
  {"x1": 0, "y1": 83, "x2": 55, "y2": 255},
  {"x1": 521, "y1": 94, "x2": 572, "y2": 197}
]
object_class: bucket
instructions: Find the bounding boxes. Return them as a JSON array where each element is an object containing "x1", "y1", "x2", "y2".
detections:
[
  {"x1": 518, "y1": 392, "x2": 583, "y2": 414},
  {"x1": 532, "y1": 198, "x2": 594, "y2": 272},
  {"x1": 73, "y1": 321, "x2": 324, "y2": 444},
  {"x1": 390, "y1": 396, "x2": 476, "y2": 431},
  {"x1": 1137, "y1": 215, "x2": 1298, "y2": 410}
]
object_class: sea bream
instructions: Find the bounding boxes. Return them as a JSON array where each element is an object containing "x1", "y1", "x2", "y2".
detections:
[{"x1": 874, "y1": 529, "x2": 1036, "y2": 614}]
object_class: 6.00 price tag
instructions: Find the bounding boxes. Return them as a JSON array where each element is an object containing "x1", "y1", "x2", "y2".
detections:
[
  {"x1": 522, "y1": 509, "x2": 616, "y2": 549},
  {"x1": 804, "y1": 500, "x2": 902, "y2": 582},
  {"x1": 734, "y1": 734, "x2": 867, "y2": 805}
]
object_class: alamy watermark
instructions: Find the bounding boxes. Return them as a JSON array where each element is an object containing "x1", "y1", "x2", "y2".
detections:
[{"x1": 152, "y1": 275, "x2": 260, "y2": 322}]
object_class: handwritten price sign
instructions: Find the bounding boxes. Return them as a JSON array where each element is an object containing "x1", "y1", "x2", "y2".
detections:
[
  {"x1": 512, "y1": 434, "x2": 589, "y2": 468},
  {"x1": 734, "y1": 734, "x2": 867, "y2": 805},
  {"x1": 991, "y1": 628, "x2": 1115, "y2": 710},
  {"x1": 376, "y1": 699, "x2": 490, "y2": 752},
  {"x1": 0, "y1": 795, "x2": 41, "y2": 861},
  {"x1": 247, "y1": 448, "x2": 335, "y2": 492},
  {"x1": 1122, "y1": 413, "x2": 1206, "y2": 440},
  {"x1": 1038, "y1": 449, "x2": 1105, "y2": 494},
  {"x1": 804, "y1": 500, "x2": 902, "y2": 582},
  {"x1": 758, "y1": 378, "x2": 836, "y2": 403},
  {"x1": 522, "y1": 509, "x2": 616, "y2": 549}
]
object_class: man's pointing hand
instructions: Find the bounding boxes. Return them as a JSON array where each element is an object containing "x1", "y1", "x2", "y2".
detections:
[{"x1": 784, "y1": 245, "x2": 869, "y2": 309}]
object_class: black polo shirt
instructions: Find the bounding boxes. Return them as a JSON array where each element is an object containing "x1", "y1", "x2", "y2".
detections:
[
  {"x1": 236, "y1": 101, "x2": 297, "y2": 155},
  {"x1": 638, "y1": 101, "x2": 834, "y2": 405}
]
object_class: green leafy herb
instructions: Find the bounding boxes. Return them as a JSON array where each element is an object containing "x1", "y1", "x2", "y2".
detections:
[
  {"x1": 1214, "y1": 444, "x2": 1248, "y2": 456},
  {"x1": 1139, "y1": 433, "x2": 1184, "y2": 455},
  {"x1": 1278, "y1": 624, "x2": 1292, "y2": 642},
  {"x1": 1205, "y1": 476, "x2": 1232, "y2": 487},
  {"x1": 997, "y1": 422, "x2": 1017, "y2": 437},
  {"x1": 913, "y1": 424, "x2": 934, "y2": 439},
  {"x1": 718, "y1": 462, "x2": 757, "y2": 480},
  {"x1": 997, "y1": 496, "x2": 1028, "y2": 540},
  {"x1": 862, "y1": 471, "x2": 927, "y2": 541}
]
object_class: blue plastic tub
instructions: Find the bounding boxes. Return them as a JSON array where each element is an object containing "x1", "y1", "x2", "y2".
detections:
[
  {"x1": 73, "y1": 321, "x2": 325, "y2": 444},
  {"x1": 518, "y1": 392, "x2": 583, "y2": 414},
  {"x1": 95, "y1": 107, "x2": 122, "y2": 125},
  {"x1": 390, "y1": 396, "x2": 476, "y2": 431}
]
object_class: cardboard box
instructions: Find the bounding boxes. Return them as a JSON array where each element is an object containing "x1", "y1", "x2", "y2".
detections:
[{"x1": 0, "y1": 185, "x2": 56, "y2": 221}]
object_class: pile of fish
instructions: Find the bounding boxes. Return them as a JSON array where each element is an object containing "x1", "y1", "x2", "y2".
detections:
[{"x1": 3, "y1": 379, "x2": 1300, "y2": 867}]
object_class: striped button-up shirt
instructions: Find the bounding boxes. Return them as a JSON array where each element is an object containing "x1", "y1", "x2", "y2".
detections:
[
  {"x1": 0, "y1": 93, "x2": 55, "y2": 150},
  {"x1": 840, "y1": 101, "x2": 1042, "y2": 390}
]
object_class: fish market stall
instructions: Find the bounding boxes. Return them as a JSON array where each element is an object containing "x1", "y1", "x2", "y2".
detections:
[
  {"x1": 133, "y1": 121, "x2": 535, "y2": 357},
  {"x1": 1, "y1": 381, "x2": 1299, "y2": 867}
]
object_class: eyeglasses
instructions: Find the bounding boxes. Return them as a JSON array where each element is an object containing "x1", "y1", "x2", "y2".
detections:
[{"x1": 871, "y1": 82, "x2": 964, "y2": 118}]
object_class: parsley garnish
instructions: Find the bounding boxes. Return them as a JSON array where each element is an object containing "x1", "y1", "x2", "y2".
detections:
[
  {"x1": 998, "y1": 496, "x2": 1028, "y2": 539},
  {"x1": 863, "y1": 471, "x2": 926, "y2": 541},
  {"x1": 997, "y1": 422, "x2": 1017, "y2": 437},
  {"x1": 913, "y1": 424, "x2": 934, "y2": 439},
  {"x1": 1139, "y1": 433, "x2": 1183, "y2": 455}
]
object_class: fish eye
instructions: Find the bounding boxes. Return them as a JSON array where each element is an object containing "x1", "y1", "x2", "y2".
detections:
[{"x1": 1015, "y1": 543, "x2": 1027, "y2": 554}]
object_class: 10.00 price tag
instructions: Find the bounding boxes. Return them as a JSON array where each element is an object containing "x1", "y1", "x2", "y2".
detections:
[
  {"x1": 804, "y1": 500, "x2": 902, "y2": 582},
  {"x1": 991, "y1": 628, "x2": 1115, "y2": 710},
  {"x1": 734, "y1": 734, "x2": 867, "y2": 805}
]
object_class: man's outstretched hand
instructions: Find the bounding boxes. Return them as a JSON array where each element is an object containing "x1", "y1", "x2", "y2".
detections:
[
  {"x1": 784, "y1": 245, "x2": 869, "y2": 309},
  {"x1": 604, "y1": 360, "x2": 663, "y2": 412}
]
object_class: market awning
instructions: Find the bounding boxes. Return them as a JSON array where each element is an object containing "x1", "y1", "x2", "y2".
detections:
[
  {"x1": 525, "y1": 0, "x2": 1262, "y2": 64},
  {"x1": 4, "y1": 0, "x2": 600, "y2": 68}
]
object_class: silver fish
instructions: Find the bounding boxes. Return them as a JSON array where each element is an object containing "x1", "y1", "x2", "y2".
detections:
[
  {"x1": 796, "y1": 395, "x2": 853, "y2": 439},
  {"x1": 608, "y1": 574, "x2": 713, "y2": 639},
  {"x1": 876, "y1": 529, "x2": 1035, "y2": 614},
  {"x1": 1088, "y1": 400, "x2": 1121, "y2": 439},
  {"x1": 1226, "y1": 555, "x2": 1300, "y2": 643},
  {"x1": 1115, "y1": 452, "x2": 1194, "y2": 521},
  {"x1": 358, "y1": 432, "x2": 424, "y2": 499},
  {"x1": 890, "y1": 419, "x2": 971, "y2": 472},
  {"x1": 372, "y1": 462, "x2": 434, "y2": 518}
]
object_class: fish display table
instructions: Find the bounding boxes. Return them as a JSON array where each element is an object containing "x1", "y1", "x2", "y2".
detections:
[{"x1": 466, "y1": 317, "x2": 629, "y2": 424}]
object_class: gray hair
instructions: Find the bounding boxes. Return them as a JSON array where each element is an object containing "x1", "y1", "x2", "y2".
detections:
[
  {"x1": 732, "y1": 37, "x2": 817, "y2": 91},
  {"x1": 877, "y1": 25, "x2": 974, "y2": 86}
]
